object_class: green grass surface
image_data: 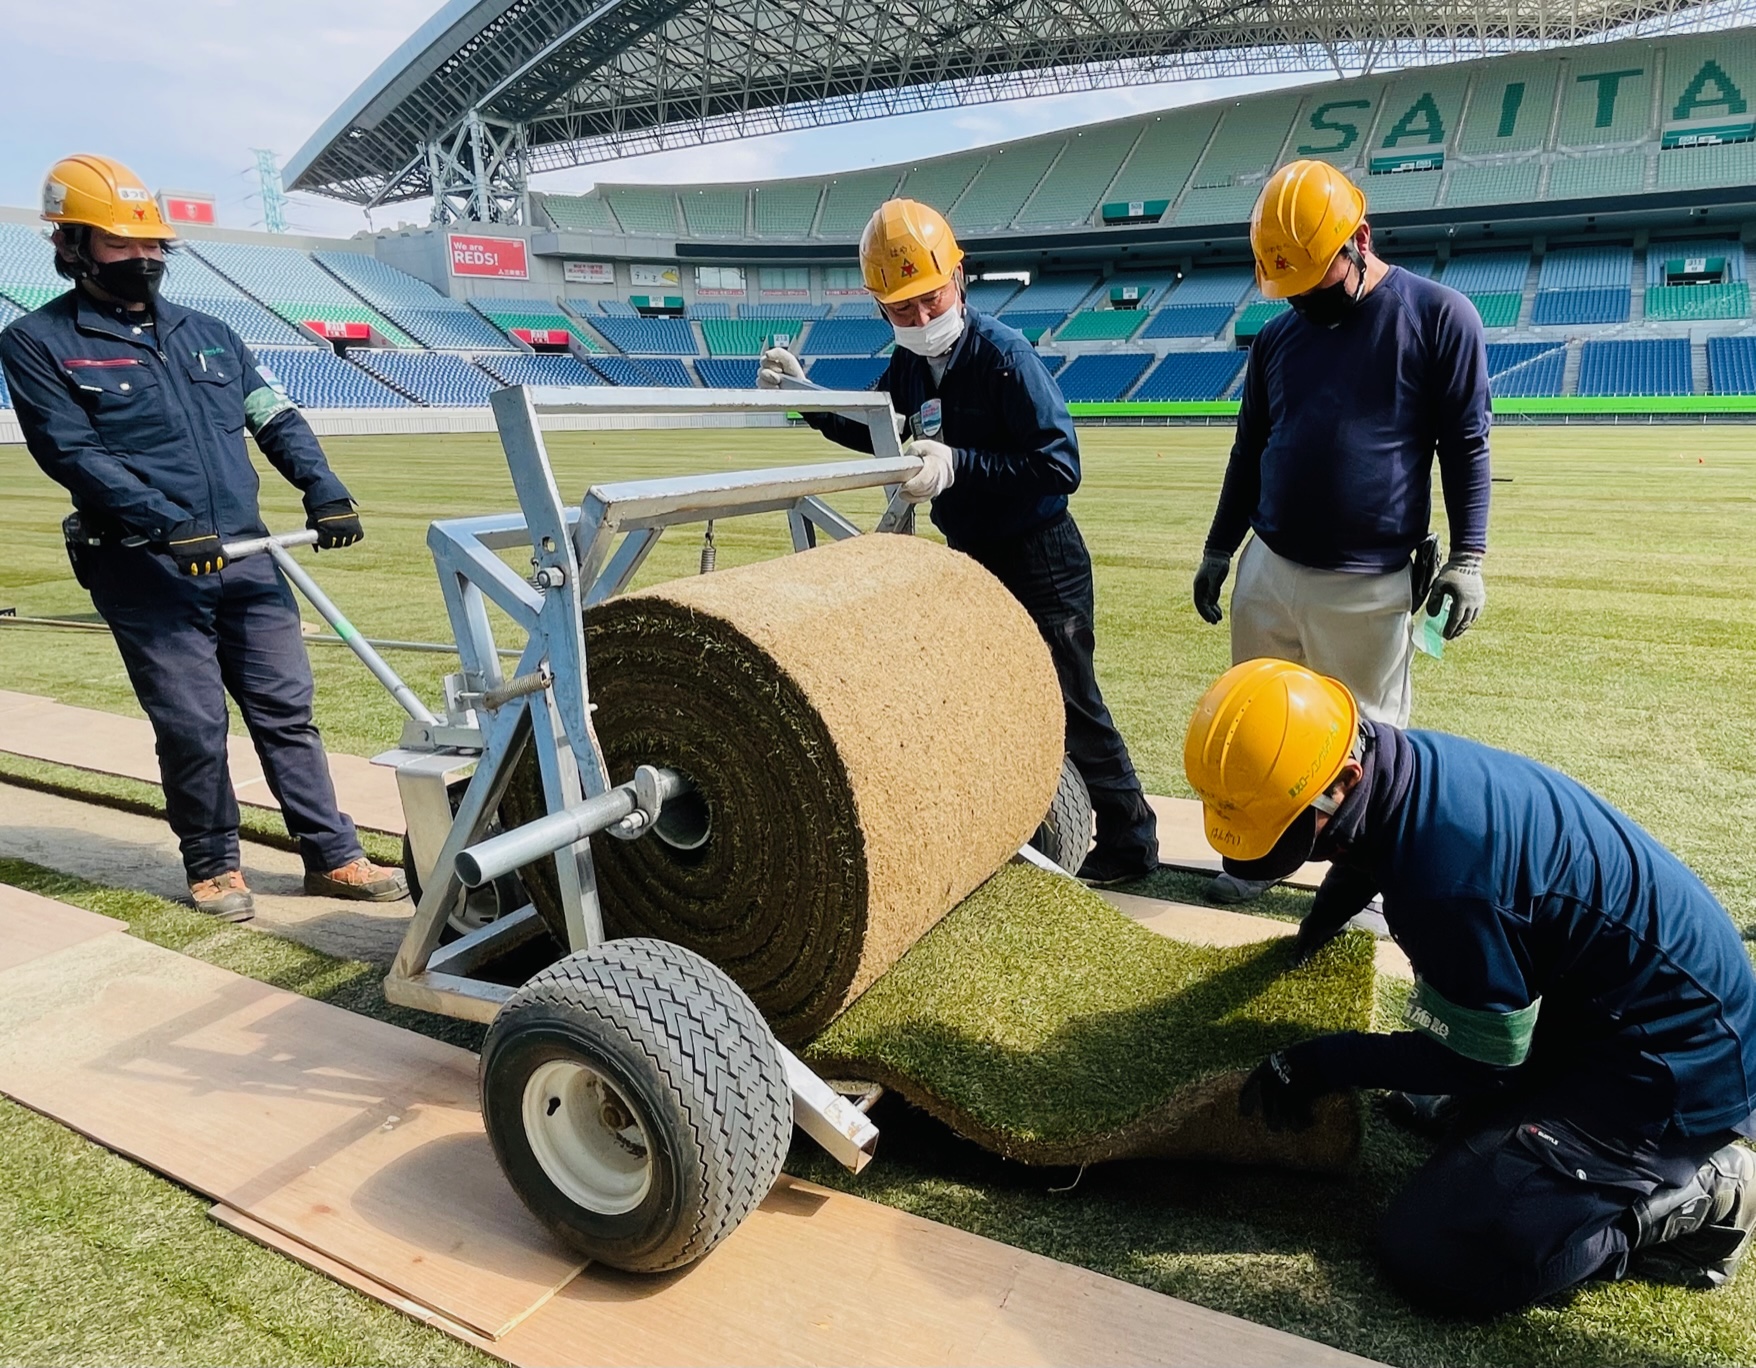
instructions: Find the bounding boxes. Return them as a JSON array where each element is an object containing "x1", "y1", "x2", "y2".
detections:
[{"x1": 3, "y1": 425, "x2": 1755, "y2": 1364}]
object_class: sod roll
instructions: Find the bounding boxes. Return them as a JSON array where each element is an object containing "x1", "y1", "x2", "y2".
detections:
[
  {"x1": 506, "y1": 534, "x2": 1065, "y2": 1043},
  {"x1": 805, "y1": 862, "x2": 1374, "y2": 1172}
]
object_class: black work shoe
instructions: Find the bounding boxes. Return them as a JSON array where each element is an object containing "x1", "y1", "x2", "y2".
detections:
[
  {"x1": 304, "y1": 857, "x2": 409, "y2": 902},
  {"x1": 1631, "y1": 1143, "x2": 1756, "y2": 1289},
  {"x1": 1076, "y1": 849, "x2": 1157, "y2": 887},
  {"x1": 189, "y1": 870, "x2": 255, "y2": 922}
]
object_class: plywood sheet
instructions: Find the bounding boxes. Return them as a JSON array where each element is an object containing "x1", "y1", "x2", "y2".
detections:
[
  {"x1": 0, "y1": 882, "x2": 124, "y2": 972},
  {"x1": 0, "y1": 932, "x2": 581, "y2": 1337},
  {"x1": 1147, "y1": 793, "x2": 1327, "y2": 889}
]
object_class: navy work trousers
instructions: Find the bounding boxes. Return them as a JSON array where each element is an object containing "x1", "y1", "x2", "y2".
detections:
[
  {"x1": 85, "y1": 543, "x2": 363, "y2": 882},
  {"x1": 1380, "y1": 1110, "x2": 1734, "y2": 1315},
  {"x1": 950, "y1": 513, "x2": 1158, "y2": 867}
]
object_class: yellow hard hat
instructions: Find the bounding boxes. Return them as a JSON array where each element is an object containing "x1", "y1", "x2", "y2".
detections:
[
  {"x1": 1250, "y1": 160, "x2": 1367, "y2": 300},
  {"x1": 860, "y1": 199, "x2": 964, "y2": 305},
  {"x1": 42, "y1": 154, "x2": 175, "y2": 240},
  {"x1": 1183, "y1": 658, "x2": 1360, "y2": 861}
]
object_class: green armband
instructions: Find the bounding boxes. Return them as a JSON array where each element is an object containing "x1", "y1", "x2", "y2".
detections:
[
  {"x1": 244, "y1": 370, "x2": 297, "y2": 435},
  {"x1": 1404, "y1": 978, "x2": 1540, "y2": 1067}
]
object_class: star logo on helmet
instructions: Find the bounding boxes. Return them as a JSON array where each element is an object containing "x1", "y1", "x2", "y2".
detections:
[
  {"x1": 899, "y1": 259, "x2": 917, "y2": 277},
  {"x1": 134, "y1": 207, "x2": 146, "y2": 221},
  {"x1": 1275, "y1": 254, "x2": 1289, "y2": 272}
]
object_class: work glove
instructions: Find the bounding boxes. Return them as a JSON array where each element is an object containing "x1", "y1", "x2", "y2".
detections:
[
  {"x1": 899, "y1": 438, "x2": 955, "y2": 504},
  {"x1": 1425, "y1": 551, "x2": 1485, "y2": 640},
  {"x1": 1192, "y1": 550, "x2": 1231, "y2": 625},
  {"x1": 756, "y1": 346, "x2": 804, "y2": 390},
  {"x1": 306, "y1": 499, "x2": 364, "y2": 552},
  {"x1": 1238, "y1": 1049, "x2": 1326, "y2": 1133},
  {"x1": 162, "y1": 523, "x2": 226, "y2": 577},
  {"x1": 1295, "y1": 862, "x2": 1380, "y2": 965}
]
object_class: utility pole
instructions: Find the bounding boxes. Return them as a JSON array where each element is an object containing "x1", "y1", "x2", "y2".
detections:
[{"x1": 252, "y1": 149, "x2": 289, "y2": 234}]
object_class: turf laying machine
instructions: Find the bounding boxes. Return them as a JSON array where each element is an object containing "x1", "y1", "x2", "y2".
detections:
[{"x1": 226, "y1": 384, "x2": 1088, "y2": 1275}]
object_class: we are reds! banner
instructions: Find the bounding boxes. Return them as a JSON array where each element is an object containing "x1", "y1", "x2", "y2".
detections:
[{"x1": 448, "y1": 233, "x2": 529, "y2": 280}]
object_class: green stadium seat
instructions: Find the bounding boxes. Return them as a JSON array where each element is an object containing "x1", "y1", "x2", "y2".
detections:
[
  {"x1": 702, "y1": 318, "x2": 805, "y2": 355},
  {"x1": 1174, "y1": 182, "x2": 1264, "y2": 226},
  {"x1": 752, "y1": 183, "x2": 821, "y2": 238},
  {"x1": 1367, "y1": 71, "x2": 1469, "y2": 170},
  {"x1": 1457, "y1": 59, "x2": 1562, "y2": 155},
  {"x1": 819, "y1": 170, "x2": 903, "y2": 238},
  {"x1": 1234, "y1": 299, "x2": 1289, "y2": 340},
  {"x1": 680, "y1": 188, "x2": 749, "y2": 237},
  {"x1": 604, "y1": 188, "x2": 681, "y2": 236},
  {"x1": 1289, "y1": 82, "x2": 1384, "y2": 170},
  {"x1": 1657, "y1": 140, "x2": 1756, "y2": 190},
  {"x1": 1547, "y1": 153, "x2": 1648, "y2": 199},
  {"x1": 1190, "y1": 94, "x2": 1304, "y2": 185},
  {"x1": 1106, "y1": 109, "x2": 1219, "y2": 211},
  {"x1": 542, "y1": 194, "x2": 619, "y2": 232},
  {"x1": 899, "y1": 152, "x2": 988, "y2": 215},
  {"x1": 1465, "y1": 293, "x2": 1522, "y2": 328},
  {"x1": 1016, "y1": 123, "x2": 1142, "y2": 229},
  {"x1": 473, "y1": 303, "x2": 602, "y2": 352},
  {"x1": 1054, "y1": 309, "x2": 1148, "y2": 342},
  {"x1": 951, "y1": 140, "x2": 1063, "y2": 233},
  {"x1": 1643, "y1": 282, "x2": 1751, "y2": 321},
  {"x1": 1556, "y1": 59, "x2": 1653, "y2": 148},
  {"x1": 1443, "y1": 160, "x2": 1541, "y2": 207},
  {"x1": 1361, "y1": 170, "x2": 1440, "y2": 212}
]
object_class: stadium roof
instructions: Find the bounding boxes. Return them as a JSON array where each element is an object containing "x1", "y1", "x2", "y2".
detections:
[{"x1": 288, "y1": 0, "x2": 1756, "y2": 211}]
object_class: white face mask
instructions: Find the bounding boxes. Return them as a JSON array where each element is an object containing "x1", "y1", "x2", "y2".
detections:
[{"x1": 892, "y1": 303, "x2": 964, "y2": 358}]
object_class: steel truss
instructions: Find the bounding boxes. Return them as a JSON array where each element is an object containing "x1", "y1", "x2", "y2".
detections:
[{"x1": 294, "y1": 0, "x2": 1756, "y2": 217}]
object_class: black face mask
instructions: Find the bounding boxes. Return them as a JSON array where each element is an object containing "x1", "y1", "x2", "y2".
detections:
[
  {"x1": 90, "y1": 256, "x2": 165, "y2": 305},
  {"x1": 1288, "y1": 245, "x2": 1366, "y2": 329},
  {"x1": 1221, "y1": 805, "x2": 1319, "y2": 884}
]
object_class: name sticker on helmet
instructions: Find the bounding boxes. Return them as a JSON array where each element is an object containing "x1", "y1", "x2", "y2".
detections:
[
  {"x1": 43, "y1": 182, "x2": 68, "y2": 215},
  {"x1": 116, "y1": 186, "x2": 150, "y2": 202}
]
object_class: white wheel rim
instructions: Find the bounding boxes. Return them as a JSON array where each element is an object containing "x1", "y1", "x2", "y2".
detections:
[{"x1": 522, "y1": 1059, "x2": 653, "y2": 1215}]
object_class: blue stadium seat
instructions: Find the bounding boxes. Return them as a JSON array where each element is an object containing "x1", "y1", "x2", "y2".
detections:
[
  {"x1": 314, "y1": 251, "x2": 514, "y2": 350},
  {"x1": 1132, "y1": 352, "x2": 1247, "y2": 400},
  {"x1": 1143, "y1": 305, "x2": 1235, "y2": 339},
  {"x1": 1707, "y1": 336, "x2": 1756, "y2": 394},
  {"x1": 1488, "y1": 348, "x2": 1566, "y2": 397},
  {"x1": 966, "y1": 279, "x2": 1023, "y2": 312},
  {"x1": 1577, "y1": 339, "x2": 1691, "y2": 397},
  {"x1": 832, "y1": 298, "x2": 882, "y2": 318},
  {"x1": 254, "y1": 348, "x2": 410, "y2": 408},
  {"x1": 1038, "y1": 353, "x2": 1066, "y2": 377},
  {"x1": 593, "y1": 316, "x2": 698, "y2": 354},
  {"x1": 807, "y1": 357, "x2": 889, "y2": 389},
  {"x1": 800, "y1": 319, "x2": 893, "y2": 356},
  {"x1": 1533, "y1": 245, "x2": 1633, "y2": 327},
  {"x1": 994, "y1": 310, "x2": 1067, "y2": 336},
  {"x1": 1000, "y1": 276, "x2": 1098, "y2": 315},
  {"x1": 1531, "y1": 288, "x2": 1630, "y2": 326},
  {"x1": 587, "y1": 356, "x2": 695, "y2": 387},
  {"x1": 1156, "y1": 269, "x2": 1254, "y2": 309},
  {"x1": 352, "y1": 352, "x2": 498, "y2": 406},
  {"x1": 1485, "y1": 342, "x2": 1559, "y2": 375},
  {"x1": 743, "y1": 302, "x2": 831, "y2": 319},
  {"x1": 475, "y1": 354, "x2": 604, "y2": 387},
  {"x1": 1438, "y1": 252, "x2": 1529, "y2": 294},
  {"x1": 1054, "y1": 352, "x2": 1154, "y2": 401},
  {"x1": 696, "y1": 358, "x2": 760, "y2": 387},
  {"x1": 686, "y1": 302, "x2": 732, "y2": 319},
  {"x1": 598, "y1": 300, "x2": 640, "y2": 316}
]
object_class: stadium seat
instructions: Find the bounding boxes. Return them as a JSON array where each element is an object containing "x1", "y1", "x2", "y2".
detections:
[
  {"x1": 831, "y1": 298, "x2": 882, "y2": 318},
  {"x1": 1577, "y1": 338, "x2": 1691, "y2": 396},
  {"x1": 1038, "y1": 353, "x2": 1067, "y2": 377},
  {"x1": 951, "y1": 141, "x2": 1062, "y2": 234},
  {"x1": 696, "y1": 358, "x2": 761, "y2": 387},
  {"x1": 1132, "y1": 352, "x2": 1247, "y2": 401},
  {"x1": 1444, "y1": 161, "x2": 1542, "y2": 208},
  {"x1": 587, "y1": 356, "x2": 694, "y2": 387},
  {"x1": 1144, "y1": 305, "x2": 1235, "y2": 339},
  {"x1": 1533, "y1": 245, "x2": 1633, "y2": 326},
  {"x1": 1000, "y1": 276, "x2": 1099, "y2": 315},
  {"x1": 994, "y1": 311, "x2": 1066, "y2": 342},
  {"x1": 680, "y1": 188, "x2": 749, "y2": 237},
  {"x1": 685, "y1": 302, "x2": 732, "y2": 319},
  {"x1": 603, "y1": 188, "x2": 681, "y2": 236},
  {"x1": 1706, "y1": 336, "x2": 1756, "y2": 394},
  {"x1": 598, "y1": 299, "x2": 640, "y2": 317},
  {"x1": 1532, "y1": 288, "x2": 1629, "y2": 326},
  {"x1": 475, "y1": 353, "x2": 604, "y2": 387},
  {"x1": 1233, "y1": 298, "x2": 1289, "y2": 340},
  {"x1": 1645, "y1": 284, "x2": 1751, "y2": 322},
  {"x1": 898, "y1": 152, "x2": 987, "y2": 217},
  {"x1": 1157, "y1": 268, "x2": 1254, "y2": 310},
  {"x1": 1466, "y1": 293, "x2": 1523, "y2": 328},
  {"x1": 0, "y1": 222, "x2": 69, "y2": 311},
  {"x1": 818, "y1": 170, "x2": 904, "y2": 239},
  {"x1": 352, "y1": 352, "x2": 499, "y2": 406},
  {"x1": 1105, "y1": 109, "x2": 1219, "y2": 216},
  {"x1": 471, "y1": 298, "x2": 600, "y2": 351},
  {"x1": 800, "y1": 319, "x2": 893, "y2": 356},
  {"x1": 540, "y1": 194, "x2": 619, "y2": 233},
  {"x1": 742, "y1": 303, "x2": 831, "y2": 319},
  {"x1": 253, "y1": 347, "x2": 410, "y2": 408},
  {"x1": 1055, "y1": 310, "x2": 1148, "y2": 342},
  {"x1": 1098, "y1": 271, "x2": 1179, "y2": 309},
  {"x1": 751, "y1": 183, "x2": 822, "y2": 238},
  {"x1": 190, "y1": 241, "x2": 414, "y2": 346},
  {"x1": 1658, "y1": 140, "x2": 1756, "y2": 192},
  {"x1": 966, "y1": 279, "x2": 1023, "y2": 312},
  {"x1": 807, "y1": 357, "x2": 889, "y2": 389},
  {"x1": 1016, "y1": 123, "x2": 1141, "y2": 229},
  {"x1": 1174, "y1": 183, "x2": 1265, "y2": 225},
  {"x1": 1438, "y1": 251, "x2": 1529, "y2": 294},
  {"x1": 703, "y1": 319, "x2": 805, "y2": 355},
  {"x1": 1548, "y1": 154, "x2": 1648, "y2": 200},
  {"x1": 591, "y1": 316, "x2": 697, "y2": 355},
  {"x1": 315, "y1": 251, "x2": 514, "y2": 350},
  {"x1": 1054, "y1": 352, "x2": 1155, "y2": 401},
  {"x1": 1485, "y1": 342, "x2": 1567, "y2": 397}
]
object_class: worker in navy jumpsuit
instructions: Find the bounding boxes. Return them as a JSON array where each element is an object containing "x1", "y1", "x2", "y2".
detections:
[
  {"x1": 1238, "y1": 721, "x2": 1756, "y2": 1313},
  {"x1": 0, "y1": 160, "x2": 404, "y2": 919}
]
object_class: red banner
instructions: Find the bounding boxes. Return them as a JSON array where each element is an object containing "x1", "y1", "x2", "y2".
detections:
[
  {"x1": 161, "y1": 194, "x2": 216, "y2": 225},
  {"x1": 304, "y1": 320, "x2": 371, "y2": 341},
  {"x1": 512, "y1": 327, "x2": 571, "y2": 346},
  {"x1": 449, "y1": 233, "x2": 529, "y2": 279}
]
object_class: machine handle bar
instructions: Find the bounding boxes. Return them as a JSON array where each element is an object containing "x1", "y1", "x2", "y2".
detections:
[{"x1": 457, "y1": 766, "x2": 688, "y2": 887}]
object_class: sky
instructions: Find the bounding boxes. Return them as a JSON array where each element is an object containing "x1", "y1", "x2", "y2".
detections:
[{"x1": 0, "y1": 0, "x2": 1309, "y2": 238}]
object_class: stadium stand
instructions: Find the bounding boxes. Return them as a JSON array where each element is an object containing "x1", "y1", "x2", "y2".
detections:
[
  {"x1": 471, "y1": 297, "x2": 600, "y2": 350},
  {"x1": 1444, "y1": 160, "x2": 1541, "y2": 207},
  {"x1": 696, "y1": 358, "x2": 761, "y2": 387},
  {"x1": 995, "y1": 311, "x2": 1066, "y2": 342},
  {"x1": 751, "y1": 183, "x2": 822, "y2": 238},
  {"x1": 818, "y1": 170, "x2": 903, "y2": 238},
  {"x1": 680, "y1": 188, "x2": 748, "y2": 237},
  {"x1": 1108, "y1": 108, "x2": 1220, "y2": 216},
  {"x1": 703, "y1": 319, "x2": 805, "y2": 355},
  {"x1": 832, "y1": 298, "x2": 882, "y2": 318},
  {"x1": 743, "y1": 303, "x2": 830, "y2": 319},
  {"x1": 315, "y1": 250, "x2": 514, "y2": 350},
  {"x1": 352, "y1": 351, "x2": 498, "y2": 406},
  {"x1": 603, "y1": 188, "x2": 680, "y2": 236},
  {"x1": 1133, "y1": 352, "x2": 1247, "y2": 400},
  {"x1": 951, "y1": 141, "x2": 1064, "y2": 234},
  {"x1": 587, "y1": 356, "x2": 694, "y2": 387},
  {"x1": 1056, "y1": 309, "x2": 1149, "y2": 342},
  {"x1": 1099, "y1": 270, "x2": 1180, "y2": 309},
  {"x1": 1054, "y1": 352, "x2": 1155, "y2": 401},
  {"x1": 683, "y1": 302, "x2": 729, "y2": 319},
  {"x1": 1143, "y1": 305, "x2": 1235, "y2": 339},
  {"x1": 1038, "y1": 353, "x2": 1067, "y2": 377},
  {"x1": 0, "y1": 296, "x2": 15, "y2": 405},
  {"x1": 540, "y1": 194, "x2": 620, "y2": 233},
  {"x1": 1485, "y1": 341, "x2": 1567, "y2": 397},
  {"x1": 1706, "y1": 336, "x2": 1756, "y2": 394},
  {"x1": 1547, "y1": 153, "x2": 1648, "y2": 200},
  {"x1": 1016, "y1": 123, "x2": 1141, "y2": 229},
  {"x1": 807, "y1": 357, "x2": 890, "y2": 389},
  {"x1": 1532, "y1": 244, "x2": 1633, "y2": 327},
  {"x1": 1144, "y1": 268, "x2": 1253, "y2": 338},
  {"x1": 0, "y1": 221, "x2": 66, "y2": 311},
  {"x1": 1000, "y1": 275, "x2": 1099, "y2": 316},
  {"x1": 966, "y1": 278, "x2": 1023, "y2": 312},
  {"x1": 254, "y1": 347, "x2": 410, "y2": 407},
  {"x1": 161, "y1": 248, "x2": 314, "y2": 347},
  {"x1": 190, "y1": 240, "x2": 414, "y2": 346},
  {"x1": 1577, "y1": 338, "x2": 1692, "y2": 395},
  {"x1": 1233, "y1": 297, "x2": 1290, "y2": 340},
  {"x1": 1437, "y1": 249, "x2": 1531, "y2": 327},
  {"x1": 800, "y1": 319, "x2": 892, "y2": 356},
  {"x1": 475, "y1": 353, "x2": 604, "y2": 387},
  {"x1": 899, "y1": 151, "x2": 988, "y2": 217},
  {"x1": 592, "y1": 316, "x2": 697, "y2": 354},
  {"x1": 597, "y1": 299, "x2": 640, "y2": 316},
  {"x1": 1644, "y1": 240, "x2": 1751, "y2": 321}
]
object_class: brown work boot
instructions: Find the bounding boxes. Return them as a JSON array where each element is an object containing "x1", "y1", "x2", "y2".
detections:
[
  {"x1": 304, "y1": 856, "x2": 409, "y2": 902},
  {"x1": 189, "y1": 870, "x2": 255, "y2": 922}
]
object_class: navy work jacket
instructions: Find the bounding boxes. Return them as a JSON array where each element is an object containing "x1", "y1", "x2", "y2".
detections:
[
  {"x1": 0, "y1": 288, "x2": 349, "y2": 542},
  {"x1": 1370, "y1": 731, "x2": 1756, "y2": 1138},
  {"x1": 804, "y1": 308, "x2": 1080, "y2": 547}
]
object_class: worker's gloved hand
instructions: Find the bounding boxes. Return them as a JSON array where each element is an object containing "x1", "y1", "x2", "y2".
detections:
[
  {"x1": 306, "y1": 499, "x2": 364, "y2": 552},
  {"x1": 756, "y1": 347, "x2": 804, "y2": 390},
  {"x1": 1193, "y1": 550, "x2": 1231, "y2": 625},
  {"x1": 900, "y1": 439, "x2": 956, "y2": 504},
  {"x1": 1239, "y1": 1049, "x2": 1325, "y2": 1133},
  {"x1": 1425, "y1": 551, "x2": 1485, "y2": 640},
  {"x1": 162, "y1": 523, "x2": 226, "y2": 576}
]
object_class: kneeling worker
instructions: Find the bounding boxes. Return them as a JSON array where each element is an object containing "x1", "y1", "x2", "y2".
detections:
[
  {"x1": 759, "y1": 199, "x2": 1158, "y2": 882},
  {"x1": 0, "y1": 154, "x2": 406, "y2": 921},
  {"x1": 1185, "y1": 659, "x2": 1756, "y2": 1314}
]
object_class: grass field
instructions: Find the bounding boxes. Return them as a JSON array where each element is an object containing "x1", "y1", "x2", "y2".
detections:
[{"x1": 1, "y1": 423, "x2": 1754, "y2": 1365}]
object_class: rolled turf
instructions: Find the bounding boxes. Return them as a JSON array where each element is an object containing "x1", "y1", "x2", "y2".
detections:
[
  {"x1": 806, "y1": 861, "x2": 1375, "y2": 1173},
  {"x1": 506, "y1": 534, "x2": 1066, "y2": 1043}
]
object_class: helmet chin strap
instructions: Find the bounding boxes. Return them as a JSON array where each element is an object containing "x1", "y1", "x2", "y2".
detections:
[{"x1": 1342, "y1": 240, "x2": 1368, "y2": 303}]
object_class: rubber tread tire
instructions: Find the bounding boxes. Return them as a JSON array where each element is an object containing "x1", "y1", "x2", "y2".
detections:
[
  {"x1": 1030, "y1": 755, "x2": 1093, "y2": 873},
  {"x1": 481, "y1": 938, "x2": 791, "y2": 1273}
]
